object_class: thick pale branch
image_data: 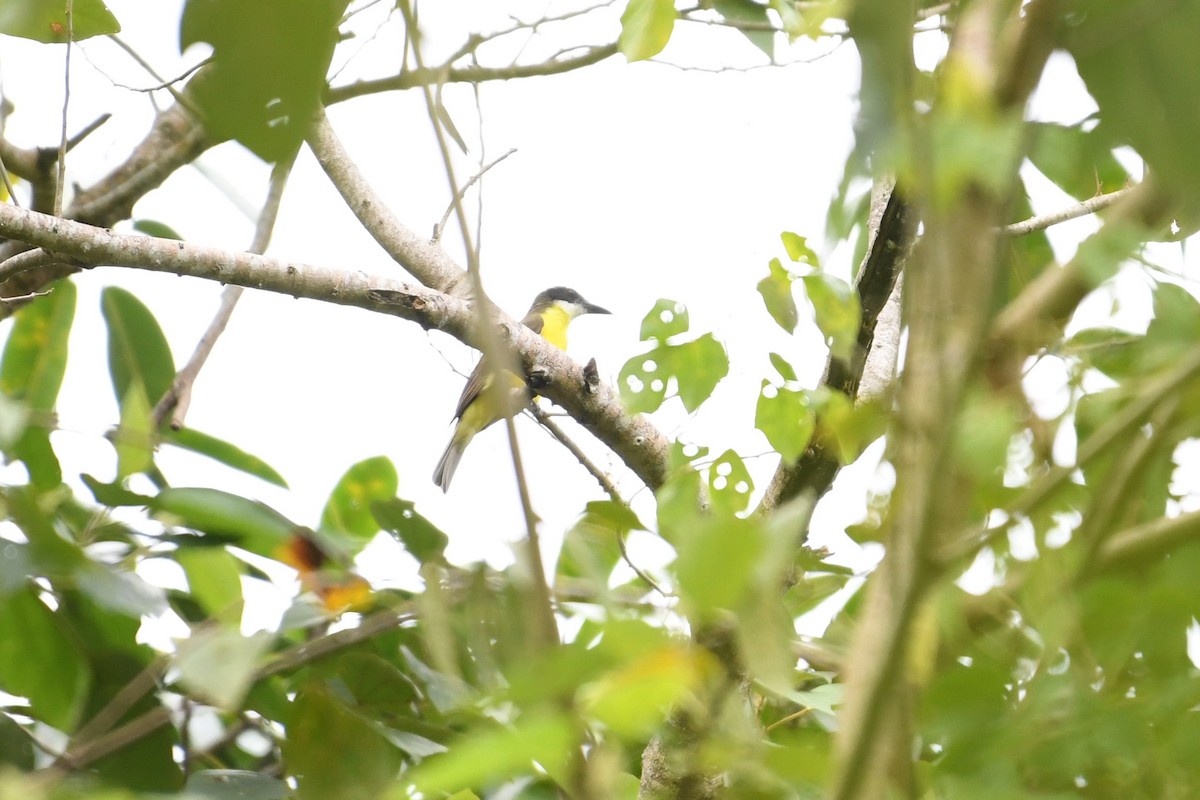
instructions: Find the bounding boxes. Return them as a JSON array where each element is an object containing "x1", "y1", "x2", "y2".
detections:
[
  {"x1": 0, "y1": 204, "x2": 669, "y2": 490},
  {"x1": 306, "y1": 107, "x2": 466, "y2": 294}
]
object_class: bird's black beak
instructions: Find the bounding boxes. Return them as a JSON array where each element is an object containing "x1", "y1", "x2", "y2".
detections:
[{"x1": 583, "y1": 300, "x2": 611, "y2": 315}]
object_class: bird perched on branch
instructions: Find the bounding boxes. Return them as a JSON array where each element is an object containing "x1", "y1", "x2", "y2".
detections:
[{"x1": 432, "y1": 286, "x2": 610, "y2": 491}]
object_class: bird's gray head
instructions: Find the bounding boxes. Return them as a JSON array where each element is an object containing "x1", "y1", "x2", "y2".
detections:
[{"x1": 532, "y1": 286, "x2": 611, "y2": 317}]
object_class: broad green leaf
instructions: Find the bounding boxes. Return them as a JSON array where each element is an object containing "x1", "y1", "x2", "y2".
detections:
[
  {"x1": 6, "y1": 485, "x2": 84, "y2": 574},
  {"x1": 12, "y1": 427, "x2": 61, "y2": 490},
  {"x1": 713, "y1": 0, "x2": 773, "y2": 59},
  {"x1": 579, "y1": 645, "x2": 707, "y2": 738},
  {"x1": 558, "y1": 500, "x2": 645, "y2": 583},
  {"x1": 0, "y1": 713, "x2": 34, "y2": 771},
  {"x1": 674, "y1": 515, "x2": 766, "y2": 620},
  {"x1": 150, "y1": 487, "x2": 297, "y2": 554},
  {"x1": 813, "y1": 390, "x2": 887, "y2": 465},
  {"x1": 326, "y1": 652, "x2": 418, "y2": 718},
  {"x1": 0, "y1": 0, "x2": 119, "y2": 42},
  {"x1": 618, "y1": 0, "x2": 676, "y2": 61},
  {"x1": 757, "y1": 257, "x2": 798, "y2": 332},
  {"x1": 408, "y1": 711, "x2": 574, "y2": 795},
  {"x1": 655, "y1": 466, "x2": 703, "y2": 545},
  {"x1": 132, "y1": 219, "x2": 183, "y2": 240},
  {"x1": 802, "y1": 273, "x2": 860, "y2": 361},
  {"x1": 0, "y1": 279, "x2": 75, "y2": 412},
  {"x1": 1027, "y1": 121, "x2": 1129, "y2": 199},
  {"x1": 1066, "y1": 0, "x2": 1200, "y2": 197},
  {"x1": 618, "y1": 349, "x2": 670, "y2": 413},
  {"x1": 639, "y1": 298, "x2": 690, "y2": 341},
  {"x1": 81, "y1": 473, "x2": 153, "y2": 507},
  {"x1": 186, "y1": 771, "x2": 289, "y2": 800},
  {"x1": 101, "y1": 286, "x2": 176, "y2": 410},
  {"x1": 768, "y1": 352, "x2": 798, "y2": 383},
  {"x1": 783, "y1": 573, "x2": 850, "y2": 618},
  {"x1": 165, "y1": 427, "x2": 288, "y2": 487},
  {"x1": 781, "y1": 231, "x2": 819, "y2": 265},
  {"x1": 755, "y1": 382, "x2": 816, "y2": 461},
  {"x1": 75, "y1": 562, "x2": 166, "y2": 617},
  {"x1": 320, "y1": 456, "x2": 398, "y2": 540},
  {"x1": 0, "y1": 586, "x2": 90, "y2": 731},
  {"x1": 115, "y1": 380, "x2": 155, "y2": 479},
  {"x1": 178, "y1": 547, "x2": 245, "y2": 624},
  {"x1": 175, "y1": 626, "x2": 272, "y2": 709},
  {"x1": 371, "y1": 498, "x2": 448, "y2": 564},
  {"x1": 668, "y1": 333, "x2": 729, "y2": 412},
  {"x1": 708, "y1": 449, "x2": 753, "y2": 517},
  {"x1": 284, "y1": 683, "x2": 403, "y2": 800},
  {"x1": 180, "y1": 0, "x2": 349, "y2": 162}
]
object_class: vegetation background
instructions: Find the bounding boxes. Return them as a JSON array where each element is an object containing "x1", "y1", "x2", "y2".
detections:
[{"x1": 0, "y1": 1, "x2": 1199, "y2": 799}]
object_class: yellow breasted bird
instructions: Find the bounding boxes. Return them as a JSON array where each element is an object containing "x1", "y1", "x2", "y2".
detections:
[{"x1": 432, "y1": 287, "x2": 611, "y2": 491}]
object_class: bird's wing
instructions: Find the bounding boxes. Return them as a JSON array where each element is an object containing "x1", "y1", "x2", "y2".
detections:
[
  {"x1": 451, "y1": 314, "x2": 543, "y2": 420},
  {"x1": 452, "y1": 360, "x2": 490, "y2": 421}
]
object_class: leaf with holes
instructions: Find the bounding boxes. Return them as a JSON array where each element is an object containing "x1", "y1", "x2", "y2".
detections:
[{"x1": 708, "y1": 449, "x2": 753, "y2": 517}]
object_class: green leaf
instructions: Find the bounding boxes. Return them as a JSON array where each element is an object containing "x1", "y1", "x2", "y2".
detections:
[
  {"x1": 81, "y1": 473, "x2": 153, "y2": 507},
  {"x1": 371, "y1": 498, "x2": 448, "y2": 564},
  {"x1": 1066, "y1": 0, "x2": 1200, "y2": 197},
  {"x1": 639, "y1": 298, "x2": 690, "y2": 341},
  {"x1": 409, "y1": 711, "x2": 574, "y2": 795},
  {"x1": 668, "y1": 333, "x2": 729, "y2": 412},
  {"x1": 0, "y1": 279, "x2": 75, "y2": 412},
  {"x1": 755, "y1": 382, "x2": 815, "y2": 462},
  {"x1": 579, "y1": 645, "x2": 706, "y2": 738},
  {"x1": 186, "y1": 771, "x2": 290, "y2": 800},
  {"x1": 674, "y1": 516, "x2": 765, "y2": 620},
  {"x1": 712, "y1": 0, "x2": 773, "y2": 59},
  {"x1": 180, "y1": 0, "x2": 349, "y2": 162},
  {"x1": 6, "y1": 485, "x2": 84, "y2": 575},
  {"x1": 75, "y1": 561, "x2": 166, "y2": 617},
  {"x1": 320, "y1": 456, "x2": 398, "y2": 540},
  {"x1": 768, "y1": 352, "x2": 798, "y2": 383},
  {"x1": 802, "y1": 273, "x2": 861, "y2": 361},
  {"x1": 618, "y1": 348, "x2": 670, "y2": 414},
  {"x1": 284, "y1": 682, "x2": 403, "y2": 800},
  {"x1": 708, "y1": 449, "x2": 753, "y2": 517},
  {"x1": 132, "y1": 219, "x2": 183, "y2": 240},
  {"x1": 781, "y1": 231, "x2": 819, "y2": 265},
  {"x1": 0, "y1": 713, "x2": 34, "y2": 771},
  {"x1": 12, "y1": 427, "x2": 61, "y2": 490},
  {"x1": 618, "y1": 0, "x2": 676, "y2": 61},
  {"x1": 150, "y1": 487, "x2": 298, "y2": 554},
  {"x1": 178, "y1": 547, "x2": 245, "y2": 624},
  {"x1": 164, "y1": 427, "x2": 289, "y2": 487},
  {"x1": 0, "y1": 586, "x2": 91, "y2": 731},
  {"x1": 101, "y1": 286, "x2": 176, "y2": 411},
  {"x1": 0, "y1": 0, "x2": 119, "y2": 42},
  {"x1": 175, "y1": 626, "x2": 272, "y2": 709},
  {"x1": 757, "y1": 257, "x2": 799, "y2": 333},
  {"x1": 1027, "y1": 121, "x2": 1130, "y2": 199},
  {"x1": 115, "y1": 380, "x2": 155, "y2": 480},
  {"x1": 558, "y1": 500, "x2": 645, "y2": 583}
]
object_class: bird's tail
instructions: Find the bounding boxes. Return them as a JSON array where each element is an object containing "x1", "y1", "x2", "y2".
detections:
[{"x1": 432, "y1": 428, "x2": 471, "y2": 492}]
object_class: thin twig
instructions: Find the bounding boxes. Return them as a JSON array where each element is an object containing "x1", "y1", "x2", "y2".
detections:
[
  {"x1": 65, "y1": 114, "x2": 112, "y2": 152},
  {"x1": 0, "y1": 289, "x2": 54, "y2": 303},
  {"x1": 530, "y1": 404, "x2": 669, "y2": 597},
  {"x1": 432, "y1": 147, "x2": 517, "y2": 243},
  {"x1": 54, "y1": 0, "x2": 74, "y2": 218},
  {"x1": 1004, "y1": 185, "x2": 1134, "y2": 237},
  {"x1": 152, "y1": 155, "x2": 296, "y2": 429}
]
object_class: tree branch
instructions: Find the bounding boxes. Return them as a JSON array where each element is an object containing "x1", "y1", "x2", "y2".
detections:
[{"x1": 0, "y1": 203, "x2": 670, "y2": 491}]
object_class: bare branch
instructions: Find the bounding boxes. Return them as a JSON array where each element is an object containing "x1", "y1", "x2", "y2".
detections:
[
  {"x1": 1004, "y1": 185, "x2": 1134, "y2": 237},
  {"x1": 433, "y1": 147, "x2": 517, "y2": 243}
]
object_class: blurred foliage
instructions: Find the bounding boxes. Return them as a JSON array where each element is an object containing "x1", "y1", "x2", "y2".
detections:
[{"x1": 3, "y1": 1, "x2": 1200, "y2": 799}]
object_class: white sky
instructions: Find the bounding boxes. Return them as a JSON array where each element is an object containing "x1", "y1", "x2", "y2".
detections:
[{"x1": 3, "y1": 1, "x2": 1198, "y2": 630}]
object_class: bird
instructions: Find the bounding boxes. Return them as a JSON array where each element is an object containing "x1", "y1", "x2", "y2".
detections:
[{"x1": 432, "y1": 286, "x2": 611, "y2": 491}]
